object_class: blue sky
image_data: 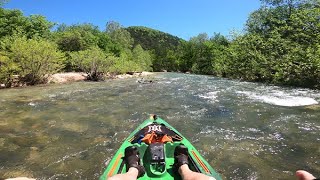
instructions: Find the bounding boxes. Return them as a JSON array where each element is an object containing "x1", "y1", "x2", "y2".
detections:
[{"x1": 4, "y1": 0, "x2": 261, "y2": 40}]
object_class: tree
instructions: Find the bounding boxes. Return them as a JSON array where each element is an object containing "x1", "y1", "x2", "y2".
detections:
[
  {"x1": 241, "y1": 0, "x2": 320, "y2": 88},
  {"x1": 106, "y1": 21, "x2": 122, "y2": 34},
  {"x1": 10, "y1": 37, "x2": 65, "y2": 85},
  {"x1": 55, "y1": 24, "x2": 100, "y2": 52},
  {"x1": 69, "y1": 47, "x2": 111, "y2": 81},
  {"x1": 0, "y1": 8, "x2": 28, "y2": 38},
  {"x1": 106, "y1": 21, "x2": 134, "y2": 51},
  {"x1": 189, "y1": 33, "x2": 209, "y2": 44},
  {"x1": 0, "y1": 52, "x2": 19, "y2": 87},
  {"x1": 0, "y1": 8, "x2": 54, "y2": 39},
  {"x1": 132, "y1": 45, "x2": 152, "y2": 72},
  {"x1": 25, "y1": 15, "x2": 54, "y2": 38},
  {"x1": 210, "y1": 33, "x2": 229, "y2": 46}
]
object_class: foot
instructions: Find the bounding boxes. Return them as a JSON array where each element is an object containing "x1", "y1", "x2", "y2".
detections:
[
  {"x1": 124, "y1": 146, "x2": 145, "y2": 178},
  {"x1": 174, "y1": 144, "x2": 189, "y2": 168}
]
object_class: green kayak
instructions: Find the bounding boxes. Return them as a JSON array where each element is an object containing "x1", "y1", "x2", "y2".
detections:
[{"x1": 100, "y1": 115, "x2": 222, "y2": 180}]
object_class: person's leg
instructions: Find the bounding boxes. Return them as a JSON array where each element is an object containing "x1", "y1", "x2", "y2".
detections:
[
  {"x1": 296, "y1": 170, "x2": 316, "y2": 180},
  {"x1": 108, "y1": 146, "x2": 145, "y2": 180},
  {"x1": 174, "y1": 145, "x2": 216, "y2": 180},
  {"x1": 179, "y1": 164, "x2": 216, "y2": 180},
  {"x1": 108, "y1": 167, "x2": 139, "y2": 180}
]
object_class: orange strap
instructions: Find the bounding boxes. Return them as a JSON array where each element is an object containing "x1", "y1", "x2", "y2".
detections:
[{"x1": 141, "y1": 131, "x2": 173, "y2": 144}]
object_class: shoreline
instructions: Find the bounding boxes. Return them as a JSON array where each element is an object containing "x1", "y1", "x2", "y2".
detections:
[
  {"x1": 48, "y1": 71, "x2": 154, "y2": 84},
  {"x1": 0, "y1": 72, "x2": 154, "y2": 89}
]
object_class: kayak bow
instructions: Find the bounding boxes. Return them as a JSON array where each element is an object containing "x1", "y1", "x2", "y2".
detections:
[{"x1": 100, "y1": 115, "x2": 222, "y2": 180}]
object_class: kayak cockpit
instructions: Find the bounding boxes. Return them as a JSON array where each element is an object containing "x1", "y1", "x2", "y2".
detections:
[{"x1": 100, "y1": 117, "x2": 222, "y2": 180}]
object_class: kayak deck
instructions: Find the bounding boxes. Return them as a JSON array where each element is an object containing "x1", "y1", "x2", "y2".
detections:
[{"x1": 100, "y1": 116, "x2": 222, "y2": 180}]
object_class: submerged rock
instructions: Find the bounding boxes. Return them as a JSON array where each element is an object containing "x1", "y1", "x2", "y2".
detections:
[
  {"x1": 61, "y1": 122, "x2": 89, "y2": 133},
  {"x1": 10, "y1": 136, "x2": 36, "y2": 148},
  {"x1": 0, "y1": 120, "x2": 8, "y2": 126},
  {"x1": 137, "y1": 78, "x2": 155, "y2": 84},
  {"x1": 0, "y1": 138, "x2": 5, "y2": 147},
  {"x1": 305, "y1": 104, "x2": 320, "y2": 110},
  {"x1": 93, "y1": 136, "x2": 112, "y2": 144},
  {"x1": 27, "y1": 147, "x2": 40, "y2": 162}
]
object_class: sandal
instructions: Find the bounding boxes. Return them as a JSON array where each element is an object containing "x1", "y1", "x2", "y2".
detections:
[
  {"x1": 124, "y1": 146, "x2": 145, "y2": 178},
  {"x1": 174, "y1": 144, "x2": 189, "y2": 169}
]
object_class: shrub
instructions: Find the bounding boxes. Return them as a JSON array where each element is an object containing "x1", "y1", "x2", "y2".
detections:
[
  {"x1": 10, "y1": 37, "x2": 65, "y2": 85},
  {"x1": 70, "y1": 47, "x2": 111, "y2": 81}
]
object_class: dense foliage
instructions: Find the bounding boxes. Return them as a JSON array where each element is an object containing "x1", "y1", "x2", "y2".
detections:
[
  {"x1": 174, "y1": 0, "x2": 320, "y2": 88},
  {"x1": 0, "y1": 0, "x2": 319, "y2": 89},
  {"x1": 1, "y1": 36, "x2": 65, "y2": 85},
  {"x1": 126, "y1": 26, "x2": 183, "y2": 71},
  {"x1": 0, "y1": 11, "x2": 153, "y2": 85}
]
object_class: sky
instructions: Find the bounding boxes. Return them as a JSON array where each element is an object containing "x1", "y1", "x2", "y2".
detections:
[{"x1": 4, "y1": 0, "x2": 261, "y2": 40}]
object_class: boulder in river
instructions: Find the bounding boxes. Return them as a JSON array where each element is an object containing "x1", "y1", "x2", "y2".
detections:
[{"x1": 137, "y1": 78, "x2": 155, "y2": 84}]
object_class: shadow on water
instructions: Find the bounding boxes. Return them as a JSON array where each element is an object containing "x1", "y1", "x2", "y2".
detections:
[{"x1": 0, "y1": 73, "x2": 319, "y2": 179}]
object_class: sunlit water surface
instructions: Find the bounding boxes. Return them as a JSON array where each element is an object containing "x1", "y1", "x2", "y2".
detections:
[{"x1": 0, "y1": 73, "x2": 319, "y2": 180}]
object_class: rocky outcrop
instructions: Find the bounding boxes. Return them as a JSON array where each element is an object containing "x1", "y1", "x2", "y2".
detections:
[{"x1": 48, "y1": 72, "x2": 87, "y2": 84}]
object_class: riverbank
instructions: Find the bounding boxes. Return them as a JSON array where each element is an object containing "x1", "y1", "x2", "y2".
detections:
[
  {"x1": 48, "y1": 71, "x2": 154, "y2": 84},
  {"x1": 0, "y1": 72, "x2": 154, "y2": 89}
]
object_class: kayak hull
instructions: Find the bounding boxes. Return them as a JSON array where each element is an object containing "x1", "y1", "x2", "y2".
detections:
[{"x1": 100, "y1": 116, "x2": 222, "y2": 180}]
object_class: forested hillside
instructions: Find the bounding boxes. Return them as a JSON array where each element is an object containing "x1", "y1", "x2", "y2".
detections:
[
  {"x1": 0, "y1": 0, "x2": 319, "y2": 89},
  {"x1": 126, "y1": 26, "x2": 184, "y2": 71}
]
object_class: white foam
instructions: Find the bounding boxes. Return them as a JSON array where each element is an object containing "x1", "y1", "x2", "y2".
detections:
[
  {"x1": 28, "y1": 102, "x2": 37, "y2": 106},
  {"x1": 238, "y1": 91, "x2": 318, "y2": 107},
  {"x1": 189, "y1": 108, "x2": 208, "y2": 115},
  {"x1": 198, "y1": 91, "x2": 219, "y2": 102}
]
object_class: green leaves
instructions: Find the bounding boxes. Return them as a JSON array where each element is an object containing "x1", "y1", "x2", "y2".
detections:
[
  {"x1": 69, "y1": 47, "x2": 110, "y2": 81},
  {"x1": 0, "y1": 3, "x2": 318, "y2": 89},
  {"x1": 126, "y1": 26, "x2": 183, "y2": 71},
  {"x1": 0, "y1": 9, "x2": 53, "y2": 39},
  {"x1": 55, "y1": 24, "x2": 100, "y2": 52},
  {"x1": 7, "y1": 37, "x2": 65, "y2": 85},
  {"x1": 0, "y1": 52, "x2": 19, "y2": 87}
]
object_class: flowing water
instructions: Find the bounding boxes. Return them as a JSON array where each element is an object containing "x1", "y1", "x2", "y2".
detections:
[{"x1": 0, "y1": 73, "x2": 319, "y2": 180}]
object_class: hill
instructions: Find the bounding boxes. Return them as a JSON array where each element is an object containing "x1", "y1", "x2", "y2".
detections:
[
  {"x1": 126, "y1": 26, "x2": 184, "y2": 51},
  {"x1": 126, "y1": 26, "x2": 185, "y2": 71}
]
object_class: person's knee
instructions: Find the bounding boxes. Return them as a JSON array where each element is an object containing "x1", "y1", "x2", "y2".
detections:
[
  {"x1": 107, "y1": 176, "x2": 118, "y2": 180},
  {"x1": 296, "y1": 170, "x2": 316, "y2": 180}
]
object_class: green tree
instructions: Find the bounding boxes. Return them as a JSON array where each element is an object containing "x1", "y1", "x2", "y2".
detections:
[
  {"x1": 25, "y1": 15, "x2": 54, "y2": 38},
  {"x1": 69, "y1": 47, "x2": 111, "y2": 81},
  {"x1": 0, "y1": 8, "x2": 28, "y2": 38},
  {"x1": 106, "y1": 21, "x2": 122, "y2": 34},
  {"x1": 106, "y1": 21, "x2": 133, "y2": 50},
  {"x1": 55, "y1": 23, "x2": 100, "y2": 52},
  {"x1": 108, "y1": 50, "x2": 134, "y2": 74},
  {"x1": 132, "y1": 45, "x2": 152, "y2": 72},
  {"x1": 0, "y1": 52, "x2": 19, "y2": 87},
  {"x1": 10, "y1": 37, "x2": 65, "y2": 85},
  {"x1": 0, "y1": 8, "x2": 53, "y2": 39},
  {"x1": 237, "y1": 0, "x2": 320, "y2": 88},
  {"x1": 126, "y1": 26, "x2": 183, "y2": 71}
]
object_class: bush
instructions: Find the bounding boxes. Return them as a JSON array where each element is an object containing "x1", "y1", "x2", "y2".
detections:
[
  {"x1": 10, "y1": 37, "x2": 65, "y2": 85},
  {"x1": 70, "y1": 47, "x2": 111, "y2": 81},
  {"x1": 0, "y1": 52, "x2": 19, "y2": 87}
]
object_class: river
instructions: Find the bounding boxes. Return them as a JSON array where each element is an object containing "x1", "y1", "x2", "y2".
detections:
[{"x1": 0, "y1": 73, "x2": 319, "y2": 179}]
